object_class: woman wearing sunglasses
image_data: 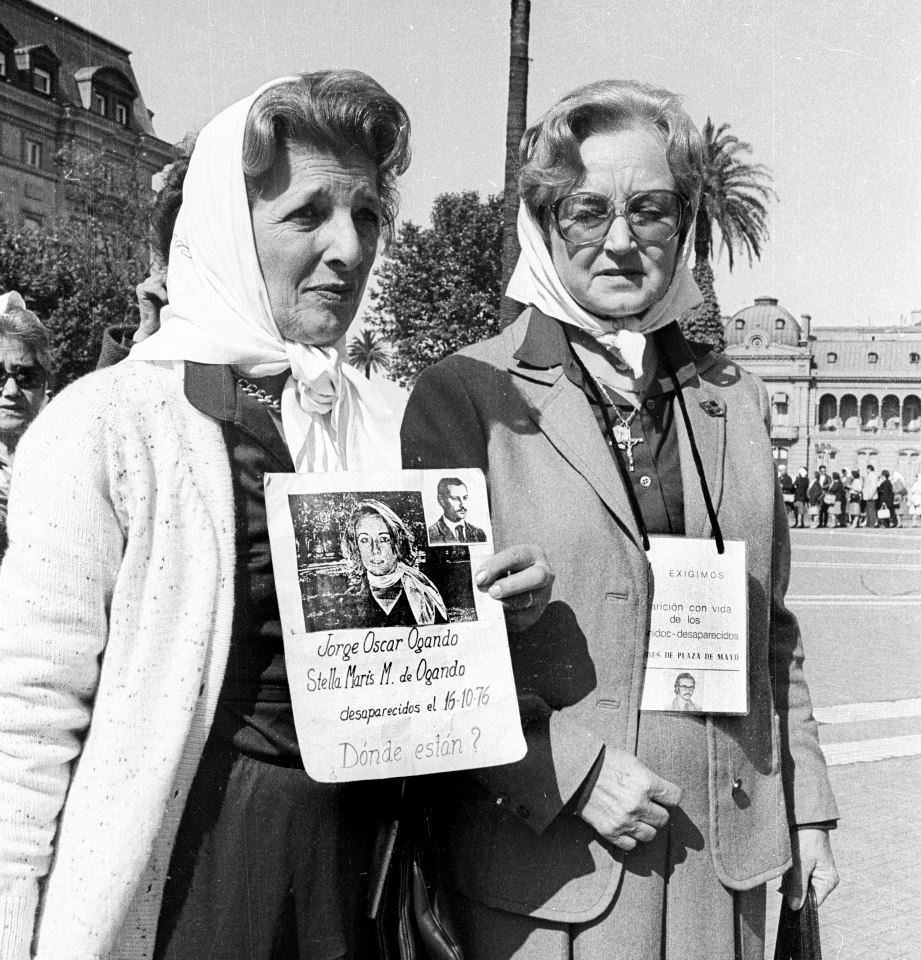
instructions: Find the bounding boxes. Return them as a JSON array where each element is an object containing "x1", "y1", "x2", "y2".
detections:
[
  {"x1": 402, "y1": 79, "x2": 838, "y2": 959},
  {"x1": 0, "y1": 292, "x2": 51, "y2": 563}
]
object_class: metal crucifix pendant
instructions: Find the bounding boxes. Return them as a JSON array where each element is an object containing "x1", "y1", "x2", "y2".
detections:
[{"x1": 612, "y1": 424, "x2": 644, "y2": 472}]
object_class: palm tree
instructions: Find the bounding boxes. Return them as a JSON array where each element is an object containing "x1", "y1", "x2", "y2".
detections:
[
  {"x1": 500, "y1": 0, "x2": 531, "y2": 328},
  {"x1": 681, "y1": 117, "x2": 775, "y2": 350},
  {"x1": 347, "y1": 329, "x2": 391, "y2": 379}
]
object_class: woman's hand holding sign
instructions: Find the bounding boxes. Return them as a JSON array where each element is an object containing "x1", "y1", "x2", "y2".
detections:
[{"x1": 474, "y1": 545, "x2": 554, "y2": 632}]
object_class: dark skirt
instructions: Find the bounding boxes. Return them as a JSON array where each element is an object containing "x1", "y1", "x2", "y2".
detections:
[{"x1": 153, "y1": 737, "x2": 380, "y2": 960}]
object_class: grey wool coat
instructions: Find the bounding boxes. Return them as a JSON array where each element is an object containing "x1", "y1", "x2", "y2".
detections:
[{"x1": 400, "y1": 308, "x2": 838, "y2": 924}]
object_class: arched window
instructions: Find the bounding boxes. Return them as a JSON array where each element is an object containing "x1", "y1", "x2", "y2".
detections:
[
  {"x1": 839, "y1": 394, "x2": 858, "y2": 430},
  {"x1": 860, "y1": 395, "x2": 880, "y2": 431},
  {"x1": 882, "y1": 395, "x2": 901, "y2": 431},
  {"x1": 74, "y1": 66, "x2": 137, "y2": 129},
  {"x1": 903, "y1": 395, "x2": 921, "y2": 433},
  {"x1": 868, "y1": 352, "x2": 879, "y2": 364},
  {"x1": 818, "y1": 394, "x2": 838, "y2": 431},
  {"x1": 826, "y1": 352, "x2": 838, "y2": 363}
]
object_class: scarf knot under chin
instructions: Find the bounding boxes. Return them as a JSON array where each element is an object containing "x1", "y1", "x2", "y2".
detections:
[
  {"x1": 505, "y1": 203, "x2": 702, "y2": 378},
  {"x1": 287, "y1": 344, "x2": 340, "y2": 415}
]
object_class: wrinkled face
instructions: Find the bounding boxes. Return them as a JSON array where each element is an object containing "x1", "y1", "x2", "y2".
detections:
[
  {"x1": 0, "y1": 337, "x2": 46, "y2": 445},
  {"x1": 677, "y1": 678, "x2": 695, "y2": 701},
  {"x1": 355, "y1": 513, "x2": 398, "y2": 577},
  {"x1": 439, "y1": 483, "x2": 468, "y2": 523},
  {"x1": 250, "y1": 143, "x2": 382, "y2": 346},
  {"x1": 548, "y1": 128, "x2": 680, "y2": 319}
]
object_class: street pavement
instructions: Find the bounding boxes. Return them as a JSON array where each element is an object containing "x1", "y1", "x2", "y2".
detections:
[{"x1": 764, "y1": 526, "x2": 921, "y2": 960}]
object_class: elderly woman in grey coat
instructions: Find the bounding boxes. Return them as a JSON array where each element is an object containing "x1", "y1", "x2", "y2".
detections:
[{"x1": 402, "y1": 79, "x2": 838, "y2": 959}]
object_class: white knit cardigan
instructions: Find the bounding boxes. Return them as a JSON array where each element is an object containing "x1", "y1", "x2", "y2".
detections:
[{"x1": 0, "y1": 361, "x2": 237, "y2": 960}]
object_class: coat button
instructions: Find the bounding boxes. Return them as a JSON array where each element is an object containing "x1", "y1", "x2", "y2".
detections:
[
  {"x1": 732, "y1": 778, "x2": 743, "y2": 793},
  {"x1": 645, "y1": 399, "x2": 656, "y2": 410},
  {"x1": 517, "y1": 805, "x2": 530, "y2": 820},
  {"x1": 640, "y1": 475, "x2": 652, "y2": 487},
  {"x1": 496, "y1": 793, "x2": 510, "y2": 807}
]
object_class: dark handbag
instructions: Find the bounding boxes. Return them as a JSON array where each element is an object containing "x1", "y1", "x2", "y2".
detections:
[
  {"x1": 373, "y1": 783, "x2": 465, "y2": 960},
  {"x1": 774, "y1": 888, "x2": 822, "y2": 960}
]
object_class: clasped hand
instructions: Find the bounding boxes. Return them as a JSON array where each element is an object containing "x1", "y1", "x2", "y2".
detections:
[{"x1": 579, "y1": 747, "x2": 682, "y2": 851}]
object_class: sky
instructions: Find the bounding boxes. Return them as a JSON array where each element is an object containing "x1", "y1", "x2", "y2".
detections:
[{"x1": 43, "y1": 0, "x2": 921, "y2": 328}]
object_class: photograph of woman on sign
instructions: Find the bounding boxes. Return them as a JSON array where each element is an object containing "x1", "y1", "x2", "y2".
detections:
[
  {"x1": 342, "y1": 498, "x2": 449, "y2": 629},
  {"x1": 289, "y1": 490, "x2": 480, "y2": 633}
]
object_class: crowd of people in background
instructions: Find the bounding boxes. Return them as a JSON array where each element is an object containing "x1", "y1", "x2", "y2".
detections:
[{"x1": 778, "y1": 462, "x2": 921, "y2": 529}]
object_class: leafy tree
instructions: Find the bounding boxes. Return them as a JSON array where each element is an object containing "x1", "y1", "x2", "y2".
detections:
[
  {"x1": 680, "y1": 117, "x2": 775, "y2": 351},
  {"x1": 367, "y1": 191, "x2": 503, "y2": 388},
  {"x1": 500, "y1": 0, "x2": 531, "y2": 328},
  {"x1": 347, "y1": 328, "x2": 391, "y2": 379},
  {"x1": 0, "y1": 145, "x2": 162, "y2": 387}
]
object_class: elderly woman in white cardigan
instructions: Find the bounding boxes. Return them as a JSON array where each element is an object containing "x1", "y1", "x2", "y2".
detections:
[{"x1": 0, "y1": 72, "x2": 551, "y2": 960}]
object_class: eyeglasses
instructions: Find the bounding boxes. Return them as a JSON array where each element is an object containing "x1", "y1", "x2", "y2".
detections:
[
  {"x1": 549, "y1": 190, "x2": 687, "y2": 246},
  {"x1": 1, "y1": 366, "x2": 46, "y2": 390}
]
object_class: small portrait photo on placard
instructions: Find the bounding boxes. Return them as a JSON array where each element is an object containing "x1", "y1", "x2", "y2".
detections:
[
  {"x1": 424, "y1": 471, "x2": 491, "y2": 547},
  {"x1": 287, "y1": 489, "x2": 478, "y2": 633},
  {"x1": 667, "y1": 670, "x2": 704, "y2": 713}
]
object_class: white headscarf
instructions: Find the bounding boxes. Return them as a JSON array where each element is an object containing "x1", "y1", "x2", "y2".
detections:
[
  {"x1": 130, "y1": 77, "x2": 404, "y2": 472},
  {"x1": 506, "y1": 200, "x2": 701, "y2": 378},
  {"x1": 0, "y1": 292, "x2": 27, "y2": 314}
]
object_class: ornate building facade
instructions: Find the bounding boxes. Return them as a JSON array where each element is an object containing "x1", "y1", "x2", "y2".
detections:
[
  {"x1": 0, "y1": 0, "x2": 173, "y2": 226},
  {"x1": 724, "y1": 297, "x2": 921, "y2": 483}
]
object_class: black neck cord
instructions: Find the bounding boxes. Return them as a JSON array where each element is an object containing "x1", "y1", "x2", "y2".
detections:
[
  {"x1": 566, "y1": 334, "x2": 651, "y2": 551},
  {"x1": 565, "y1": 330, "x2": 725, "y2": 554},
  {"x1": 663, "y1": 361, "x2": 725, "y2": 554}
]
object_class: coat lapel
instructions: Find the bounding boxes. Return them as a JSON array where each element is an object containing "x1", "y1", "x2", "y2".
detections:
[
  {"x1": 674, "y1": 372, "x2": 727, "y2": 539},
  {"x1": 508, "y1": 343, "x2": 642, "y2": 548}
]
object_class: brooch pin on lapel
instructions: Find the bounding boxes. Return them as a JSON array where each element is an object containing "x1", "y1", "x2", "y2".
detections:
[{"x1": 699, "y1": 399, "x2": 726, "y2": 417}]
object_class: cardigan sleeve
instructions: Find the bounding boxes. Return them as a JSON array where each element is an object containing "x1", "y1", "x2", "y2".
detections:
[
  {"x1": 0, "y1": 375, "x2": 124, "y2": 959},
  {"x1": 402, "y1": 360, "x2": 605, "y2": 835},
  {"x1": 96, "y1": 324, "x2": 135, "y2": 369},
  {"x1": 756, "y1": 381, "x2": 839, "y2": 826}
]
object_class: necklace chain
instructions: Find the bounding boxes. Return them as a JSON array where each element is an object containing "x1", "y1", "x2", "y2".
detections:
[
  {"x1": 237, "y1": 378, "x2": 282, "y2": 412},
  {"x1": 610, "y1": 402, "x2": 640, "y2": 430}
]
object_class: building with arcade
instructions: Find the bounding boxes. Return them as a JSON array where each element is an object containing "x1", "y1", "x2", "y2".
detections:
[{"x1": 724, "y1": 296, "x2": 921, "y2": 483}]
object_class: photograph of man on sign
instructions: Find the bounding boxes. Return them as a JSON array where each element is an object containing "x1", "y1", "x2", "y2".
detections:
[
  {"x1": 427, "y1": 476, "x2": 488, "y2": 544},
  {"x1": 669, "y1": 672, "x2": 702, "y2": 712}
]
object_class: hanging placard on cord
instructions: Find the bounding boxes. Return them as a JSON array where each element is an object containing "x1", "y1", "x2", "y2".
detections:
[{"x1": 640, "y1": 536, "x2": 748, "y2": 714}]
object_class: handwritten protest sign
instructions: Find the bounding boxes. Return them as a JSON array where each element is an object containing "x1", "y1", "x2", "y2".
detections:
[
  {"x1": 265, "y1": 468, "x2": 526, "y2": 782},
  {"x1": 640, "y1": 536, "x2": 749, "y2": 714}
]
